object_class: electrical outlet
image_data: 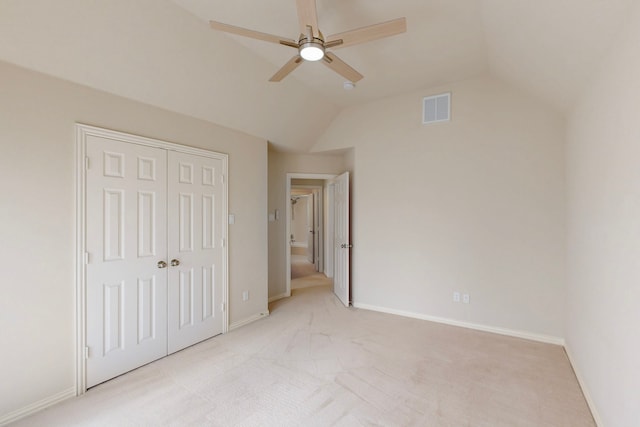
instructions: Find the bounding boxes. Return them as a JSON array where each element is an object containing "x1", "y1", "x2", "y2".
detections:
[
  {"x1": 453, "y1": 292, "x2": 460, "y2": 303},
  {"x1": 463, "y1": 293, "x2": 470, "y2": 304},
  {"x1": 242, "y1": 290, "x2": 249, "y2": 301}
]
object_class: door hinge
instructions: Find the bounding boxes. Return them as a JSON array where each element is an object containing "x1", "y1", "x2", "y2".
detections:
[
  {"x1": 220, "y1": 175, "x2": 225, "y2": 184},
  {"x1": 84, "y1": 346, "x2": 90, "y2": 359},
  {"x1": 85, "y1": 157, "x2": 90, "y2": 170},
  {"x1": 84, "y1": 252, "x2": 90, "y2": 264},
  {"x1": 221, "y1": 239, "x2": 225, "y2": 248},
  {"x1": 221, "y1": 303, "x2": 226, "y2": 312}
]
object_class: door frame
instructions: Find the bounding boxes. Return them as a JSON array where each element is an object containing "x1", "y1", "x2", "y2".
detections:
[
  {"x1": 285, "y1": 173, "x2": 336, "y2": 297},
  {"x1": 75, "y1": 124, "x2": 229, "y2": 395}
]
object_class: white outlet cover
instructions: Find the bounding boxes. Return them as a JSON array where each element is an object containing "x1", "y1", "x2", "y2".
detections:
[
  {"x1": 463, "y1": 294, "x2": 470, "y2": 304},
  {"x1": 453, "y1": 292, "x2": 461, "y2": 302}
]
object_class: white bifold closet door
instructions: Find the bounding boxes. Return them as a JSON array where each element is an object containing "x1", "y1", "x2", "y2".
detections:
[
  {"x1": 167, "y1": 151, "x2": 224, "y2": 354},
  {"x1": 85, "y1": 135, "x2": 224, "y2": 388}
]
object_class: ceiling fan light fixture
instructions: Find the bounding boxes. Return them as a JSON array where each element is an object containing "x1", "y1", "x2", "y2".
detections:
[
  {"x1": 209, "y1": 3, "x2": 407, "y2": 83},
  {"x1": 299, "y1": 41, "x2": 325, "y2": 61}
]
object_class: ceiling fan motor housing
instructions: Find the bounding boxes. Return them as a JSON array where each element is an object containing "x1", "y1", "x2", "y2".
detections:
[
  {"x1": 299, "y1": 29, "x2": 325, "y2": 61},
  {"x1": 299, "y1": 37, "x2": 325, "y2": 61}
]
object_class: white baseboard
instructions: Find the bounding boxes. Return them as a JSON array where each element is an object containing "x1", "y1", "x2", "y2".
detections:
[
  {"x1": 564, "y1": 344, "x2": 602, "y2": 426},
  {"x1": 229, "y1": 311, "x2": 269, "y2": 331},
  {"x1": 268, "y1": 292, "x2": 289, "y2": 303},
  {"x1": 0, "y1": 386, "x2": 76, "y2": 426},
  {"x1": 352, "y1": 302, "x2": 565, "y2": 346}
]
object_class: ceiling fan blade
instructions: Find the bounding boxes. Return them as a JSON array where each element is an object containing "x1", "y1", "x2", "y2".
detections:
[
  {"x1": 210, "y1": 20, "x2": 297, "y2": 47},
  {"x1": 322, "y1": 52, "x2": 363, "y2": 82},
  {"x1": 326, "y1": 17, "x2": 407, "y2": 50},
  {"x1": 296, "y1": 0, "x2": 320, "y2": 37},
  {"x1": 269, "y1": 55, "x2": 304, "y2": 82}
]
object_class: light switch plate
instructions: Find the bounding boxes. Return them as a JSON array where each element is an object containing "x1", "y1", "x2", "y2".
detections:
[{"x1": 228, "y1": 214, "x2": 235, "y2": 225}]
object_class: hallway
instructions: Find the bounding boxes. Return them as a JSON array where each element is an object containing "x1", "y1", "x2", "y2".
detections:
[{"x1": 290, "y1": 254, "x2": 332, "y2": 290}]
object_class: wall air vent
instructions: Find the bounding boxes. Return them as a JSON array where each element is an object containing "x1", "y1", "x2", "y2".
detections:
[{"x1": 423, "y1": 92, "x2": 451, "y2": 124}]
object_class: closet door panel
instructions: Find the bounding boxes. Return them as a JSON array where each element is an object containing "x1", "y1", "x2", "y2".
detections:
[
  {"x1": 167, "y1": 151, "x2": 224, "y2": 353},
  {"x1": 85, "y1": 136, "x2": 168, "y2": 388}
]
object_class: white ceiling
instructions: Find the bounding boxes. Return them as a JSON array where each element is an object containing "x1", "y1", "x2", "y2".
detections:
[
  {"x1": 482, "y1": 0, "x2": 634, "y2": 111},
  {"x1": 0, "y1": 0, "x2": 634, "y2": 152},
  {"x1": 171, "y1": 0, "x2": 489, "y2": 108},
  {"x1": 171, "y1": 0, "x2": 633, "y2": 113}
]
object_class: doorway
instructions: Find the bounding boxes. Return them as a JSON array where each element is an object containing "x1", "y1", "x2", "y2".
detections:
[
  {"x1": 285, "y1": 174, "x2": 333, "y2": 296},
  {"x1": 290, "y1": 185, "x2": 329, "y2": 290},
  {"x1": 285, "y1": 172, "x2": 350, "y2": 306}
]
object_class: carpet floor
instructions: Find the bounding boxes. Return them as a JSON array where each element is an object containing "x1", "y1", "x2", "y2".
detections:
[
  {"x1": 291, "y1": 255, "x2": 332, "y2": 290},
  {"x1": 12, "y1": 285, "x2": 594, "y2": 426}
]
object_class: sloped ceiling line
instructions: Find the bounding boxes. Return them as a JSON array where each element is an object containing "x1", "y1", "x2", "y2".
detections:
[{"x1": 0, "y1": 0, "x2": 634, "y2": 152}]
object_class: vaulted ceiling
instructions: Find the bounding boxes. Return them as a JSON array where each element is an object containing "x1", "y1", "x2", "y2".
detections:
[{"x1": 0, "y1": 0, "x2": 634, "y2": 152}]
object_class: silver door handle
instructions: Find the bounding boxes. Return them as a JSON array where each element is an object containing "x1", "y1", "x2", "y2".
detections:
[
  {"x1": 157, "y1": 261, "x2": 167, "y2": 269},
  {"x1": 341, "y1": 243, "x2": 353, "y2": 249},
  {"x1": 170, "y1": 259, "x2": 180, "y2": 267}
]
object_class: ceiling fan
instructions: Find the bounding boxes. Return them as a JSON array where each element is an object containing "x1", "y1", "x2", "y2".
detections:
[{"x1": 209, "y1": 0, "x2": 407, "y2": 83}]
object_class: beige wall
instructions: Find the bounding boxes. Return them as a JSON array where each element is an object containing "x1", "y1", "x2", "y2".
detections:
[
  {"x1": 313, "y1": 75, "x2": 566, "y2": 339},
  {"x1": 292, "y1": 179, "x2": 325, "y2": 186},
  {"x1": 0, "y1": 61, "x2": 268, "y2": 420},
  {"x1": 565, "y1": 3, "x2": 640, "y2": 426},
  {"x1": 0, "y1": 0, "x2": 337, "y2": 152},
  {"x1": 267, "y1": 150, "x2": 346, "y2": 299}
]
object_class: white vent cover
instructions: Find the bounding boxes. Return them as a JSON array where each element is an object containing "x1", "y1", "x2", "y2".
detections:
[{"x1": 423, "y1": 92, "x2": 451, "y2": 124}]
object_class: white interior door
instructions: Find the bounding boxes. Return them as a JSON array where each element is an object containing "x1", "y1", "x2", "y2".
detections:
[
  {"x1": 325, "y1": 184, "x2": 335, "y2": 278},
  {"x1": 313, "y1": 189, "x2": 321, "y2": 271},
  {"x1": 306, "y1": 194, "x2": 314, "y2": 264},
  {"x1": 167, "y1": 151, "x2": 224, "y2": 354},
  {"x1": 333, "y1": 172, "x2": 350, "y2": 306},
  {"x1": 85, "y1": 136, "x2": 168, "y2": 388}
]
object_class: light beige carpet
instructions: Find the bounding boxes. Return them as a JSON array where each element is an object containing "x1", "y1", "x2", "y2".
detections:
[
  {"x1": 12, "y1": 285, "x2": 594, "y2": 426},
  {"x1": 290, "y1": 254, "x2": 317, "y2": 279},
  {"x1": 291, "y1": 255, "x2": 332, "y2": 290}
]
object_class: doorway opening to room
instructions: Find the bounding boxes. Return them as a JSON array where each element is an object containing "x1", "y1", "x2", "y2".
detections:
[
  {"x1": 290, "y1": 183, "x2": 330, "y2": 290},
  {"x1": 285, "y1": 172, "x2": 350, "y2": 306}
]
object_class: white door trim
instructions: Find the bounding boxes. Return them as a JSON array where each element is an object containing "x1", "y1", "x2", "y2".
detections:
[
  {"x1": 75, "y1": 124, "x2": 229, "y2": 394},
  {"x1": 285, "y1": 173, "x2": 336, "y2": 298}
]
